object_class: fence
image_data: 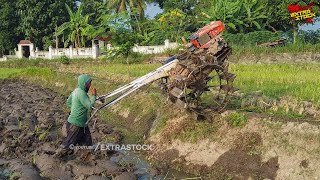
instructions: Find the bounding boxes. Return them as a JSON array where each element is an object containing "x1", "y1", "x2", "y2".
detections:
[
  {"x1": 31, "y1": 45, "x2": 99, "y2": 59},
  {"x1": 0, "y1": 39, "x2": 179, "y2": 61},
  {"x1": 132, "y1": 39, "x2": 179, "y2": 54}
]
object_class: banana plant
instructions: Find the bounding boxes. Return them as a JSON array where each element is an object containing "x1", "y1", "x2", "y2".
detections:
[
  {"x1": 240, "y1": 0, "x2": 268, "y2": 32},
  {"x1": 57, "y1": 4, "x2": 93, "y2": 48},
  {"x1": 200, "y1": 0, "x2": 267, "y2": 33},
  {"x1": 201, "y1": 0, "x2": 242, "y2": 31}
]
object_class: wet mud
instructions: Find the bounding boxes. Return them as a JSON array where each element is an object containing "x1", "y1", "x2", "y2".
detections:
[{"x1": 0, "y1": 80, "x2": 140, "y2": 180}]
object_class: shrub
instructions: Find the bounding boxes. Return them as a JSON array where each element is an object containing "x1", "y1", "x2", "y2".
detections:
[
  {"x1": 224, "y1": 31, "x2": 282, "y2": 46},
  {"x1": 225, "y1": 112, "x2": 248, "y2": 127},
  {"x1": 59, "y1": 55, "x2": 71, "y2": 65}
]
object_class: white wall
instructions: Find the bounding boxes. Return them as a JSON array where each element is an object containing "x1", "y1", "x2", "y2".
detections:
[
  {"x1": 31, "y1": 45, "x2": 99, "y2": 59},
  {"x1": 132, "y1": 39, "x2": 179, "y2": 54},
  {"x1": 0, "y1": 39, "x2": 180, "y2": 62}
]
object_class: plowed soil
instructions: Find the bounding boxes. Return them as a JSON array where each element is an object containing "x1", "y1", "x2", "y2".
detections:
[{"x1": 0, "y1": 80, "x2": 137, "y2": 180}]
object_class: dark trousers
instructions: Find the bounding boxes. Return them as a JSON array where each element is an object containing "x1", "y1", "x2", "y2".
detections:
[{"x1": 62, "y1": 122, "x2": 93, "y2": 150}]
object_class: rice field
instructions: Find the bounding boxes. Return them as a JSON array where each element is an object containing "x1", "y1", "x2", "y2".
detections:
[
  {"x1": 86, "y1": 62, "x2": 320, "y2": 105},
  {"x1": 85, "y1": 63, "x2": 160, "y2": 78},
  {"x1": 230, "y1": 63, "x2": 320, "y2": 104},
  {"x1": 1, "y1": 59, "x2": 320, "y2": 105}
]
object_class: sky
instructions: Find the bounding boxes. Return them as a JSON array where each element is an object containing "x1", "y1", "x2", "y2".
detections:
[
  {"x1": 300, "y1": 19, "x2": 320, "y2": 31},
  {"x1": 145, "y1": 3, "x2": 163, "y2": 19}
]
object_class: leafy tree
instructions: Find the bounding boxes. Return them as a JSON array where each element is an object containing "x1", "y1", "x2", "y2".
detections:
[
  {"x1": 106, "y1": 0, "x2": 147, "y2": 34},
  {"x1": 149, "y1": 0, "x2": 165, "y2": 8},
  {"x1": 0, "y1": 0, "x2": 21, "y2": 55},
  {"x1": 16, "y1": 0, "x2": 75, "y2": 49},
  {"x1": 97, "y1": 11, "x2": 131, "y2": 32},
  {"x1": 80, "y1": 0, "x2": 105, "y2": 26},
  {"x1": 98, "y1": 12, "x2": 137, "y2": 57},
  {"x1": 135, "y1": 8, "x2": 201, "y2": 45},
  {"x1": 135, "y1": 18, "x2": 166, "y2": 45},
  {"x1": 265, "y1": 0, "x2": 319, "y2": 43},
  {"x1": 157, "y1": 9, "x2": 190, "y2": 41},
  {"x1": 57, "y1": 4, "x2": 94, "y2": 48},
  {"x1": 199, "y1": 0, "x2": 268, "y2": 33},
  {"x1": 265, "y1": 0, "x2": 318, "y2": 31},
  {"x1": 199, "y1": 0, "x2": 318, "y2": 43},
  {"x1": 299, "y1": 29, "x2": 320, "y2": 44},
  {"x1": 161, "y1": 0, "x2": 198, "y2": 15},
  {"x1": 106, "y1": 0, "x2": 146, "y2": 18}
]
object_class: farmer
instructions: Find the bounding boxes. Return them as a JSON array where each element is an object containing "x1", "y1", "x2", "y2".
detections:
[{"x1": 55, "y1": 74, "x2": 97, "y2": 157}]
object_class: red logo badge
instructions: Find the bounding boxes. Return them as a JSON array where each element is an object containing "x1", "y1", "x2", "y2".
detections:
[{"x1": 288, "y1": 3, "x2": 316, "y2": 23}]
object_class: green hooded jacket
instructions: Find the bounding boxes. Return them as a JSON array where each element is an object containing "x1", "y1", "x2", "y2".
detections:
[{"x1": 67, "y1": 74, "x2": 96, "y2": 127}]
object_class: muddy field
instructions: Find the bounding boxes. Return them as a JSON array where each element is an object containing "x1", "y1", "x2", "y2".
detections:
[
  {"x1": 2, "y1": 79, "x2": 320, "y2": 180},
  {"x1": 0, "y1": 80, "x2": 155, "y2": 180}
]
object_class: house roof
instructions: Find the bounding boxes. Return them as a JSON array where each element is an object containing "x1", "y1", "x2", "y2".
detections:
[
  {"x1": 19, "y1": 40, "x2": 32, "y2": 44},
  {"x1": 95, "y1": 36, "x2": 112, "y2": 42}
]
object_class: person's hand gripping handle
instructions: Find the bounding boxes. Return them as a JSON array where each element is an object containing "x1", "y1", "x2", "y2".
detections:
[{"x1": 90, "y1": 86, "x2": 97, "y2": 96}]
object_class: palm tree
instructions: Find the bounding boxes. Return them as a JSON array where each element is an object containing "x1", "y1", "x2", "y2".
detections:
[
  {"x1": 106, "y1": 0, "x2": 146, "y2": 18},
  {"x1": 57, "y1": 4, "x2": 94, "y2": 48}
]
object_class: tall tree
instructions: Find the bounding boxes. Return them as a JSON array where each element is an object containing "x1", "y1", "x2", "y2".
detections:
[
  {"x1": 157, "y1": 9, "x2": 189, "y2": 41},
  {"x1": 159, "y1": 0, "x2": 198, "y2": 15},
  {"x1": 150, "y1": 0, "x2": 164, "y2": 8},
  {"x1": 0, "y1": 0, "x2": 21, "y2": 55},
  {"x1": 80, "y1": 0, "x2": 105, "y2": 26},
  {"x1": 16, "y1": 0, "x2": 75, "y2": 49},
  {"x1": 97, "y1": 11, "x2": 136, "y2": 56},
  {"x1": 106, "y1": 0, "x2": 146, "y2": 18},
  {"x1": 57, "y1": 4, "x2": 94, "y2": 48},
  {"x1": 265, "y1": 0, "x2": 319, "y2": 43}
]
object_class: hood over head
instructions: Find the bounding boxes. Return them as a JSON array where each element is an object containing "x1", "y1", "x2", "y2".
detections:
[{"x1": 78, "y1": 74, "x2": 92, "y2": 91}]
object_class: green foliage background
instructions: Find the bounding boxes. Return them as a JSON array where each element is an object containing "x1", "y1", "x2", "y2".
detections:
[{"x1": 0, "y1": 0, "x2": 319, "y2": 57}]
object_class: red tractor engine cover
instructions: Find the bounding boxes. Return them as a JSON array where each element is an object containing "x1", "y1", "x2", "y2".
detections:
[{"x1": 188, "y1": 21, "x2": 225, "y2": 49}]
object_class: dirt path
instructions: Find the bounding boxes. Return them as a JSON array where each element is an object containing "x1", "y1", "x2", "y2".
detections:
[{"x1": 0, "y1": 80, "x2": 137, "y2": 180}]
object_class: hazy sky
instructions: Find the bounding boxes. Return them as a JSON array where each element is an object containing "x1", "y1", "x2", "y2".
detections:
[
  {"x1": 300, "y1": 20, "x2": 320, "y2": 31},
  {"x1": 145, "y1": 3, "x2": 163, "y2": 19}
]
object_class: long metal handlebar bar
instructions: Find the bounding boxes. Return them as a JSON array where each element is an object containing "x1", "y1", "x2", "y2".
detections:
[{"x1": 85, "y1": 59, "x2": 179, "y2": 126}]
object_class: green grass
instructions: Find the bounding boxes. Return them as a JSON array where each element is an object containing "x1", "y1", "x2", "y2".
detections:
[
  {"x1": 230, "y1": 63, "x2": 320, "y2": 105},
  {"x1": 83, "y1": 62, "x2": 320, "y2": 107},
  {"x1": 174, "y1": 120, "x2": 217, "y2": 143},
  {"x1": 2, "y1": 60, "x2": 320, "y2": 143},
  {"x1": 0, "y1": 67, "x2": 54, "y2": 80},
  {"x1": 0, "y1": 68, "x2": 23, "y2": 79},
  {"x1": 266, "y1": 108, "x2": 305, "y2": 120},
  {"x1": 2, "y1": 62, "x2": 320, "y2": 108},
  {"x1": 224, "y1": 112, "x2": 248, "y2": 127},
  {"x1": 99, "y1": 109, "x2": 146, "y2": 144},
  {"x1": 231, "y1": 43, "x2": 320, "y2": 56},
  {"x1": 0, "y1": 58, "x2": 58, "y2": 68},
  {"x1": 85, "y1": 63, "x2": 160, "y2": 78},
  {"x1": 153, "y1": 114, "x2": 170, "y2": 134}
]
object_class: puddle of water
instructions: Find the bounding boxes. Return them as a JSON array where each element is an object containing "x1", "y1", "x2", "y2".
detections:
[
  {"x1": 110, "y1": 150, "x2": 159, "y2": 180},
  {"x1": 0, "y1": 167, "x2": 10, "y2": 180},
  {"x1": 110, "y1": 150, "x2": 195, "y2": 180}
]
